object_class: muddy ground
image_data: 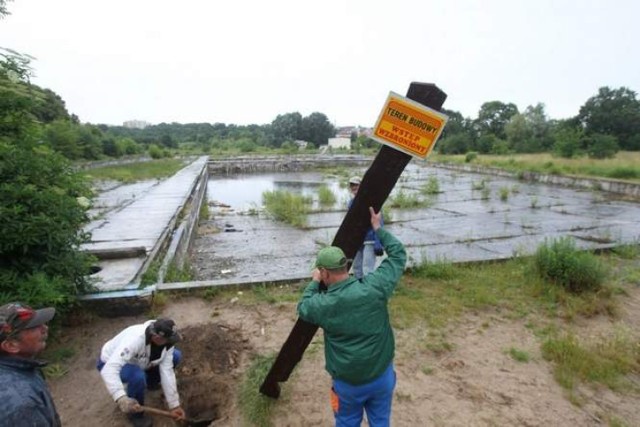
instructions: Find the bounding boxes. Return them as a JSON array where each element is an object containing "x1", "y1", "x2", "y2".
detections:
[{"x1": 47, "y1": 281, "x2": 640, "y2": 427}]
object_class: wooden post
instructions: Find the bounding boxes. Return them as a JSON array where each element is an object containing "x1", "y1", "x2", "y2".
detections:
[{"x1": 260, "y1": 82, "x2": 447, "y2": 398}]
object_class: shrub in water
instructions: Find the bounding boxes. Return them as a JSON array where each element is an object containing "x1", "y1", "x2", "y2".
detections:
[
  {"x1": 533, "y1": 237, "x2": 606, "y2": 293},
  {"x1": 262, "y1": 190, "x2": 310, "y2": 228},
  {"x1": 421, "y1": 176, "x2": 440, "y2": 195},
  {"x1": 317, "y1": 185, "x2": 336, "y2": 207}
]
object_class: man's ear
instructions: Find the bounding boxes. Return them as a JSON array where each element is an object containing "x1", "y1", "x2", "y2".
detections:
[{"x1": 0, "y1": 338, "x2": 21, "y2": 354}]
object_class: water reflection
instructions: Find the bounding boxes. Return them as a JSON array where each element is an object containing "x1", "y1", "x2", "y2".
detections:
[{"x1": 207, "y1": 172, "x2": 346, "y2": 209}]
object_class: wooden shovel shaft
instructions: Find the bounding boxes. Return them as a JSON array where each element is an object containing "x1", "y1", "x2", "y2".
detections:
[{"x1": 139, "y1": 405, "x2": 180, "y2": 420}]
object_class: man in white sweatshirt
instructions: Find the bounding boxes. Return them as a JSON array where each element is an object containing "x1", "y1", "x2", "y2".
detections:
[{"x1": 97, "y1": 318, "x2": 185, "y2": 427}]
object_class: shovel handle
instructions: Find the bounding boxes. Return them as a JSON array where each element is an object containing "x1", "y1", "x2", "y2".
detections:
[{"x1": 139, "y1": 405, "x2": 177, "y2": 419}]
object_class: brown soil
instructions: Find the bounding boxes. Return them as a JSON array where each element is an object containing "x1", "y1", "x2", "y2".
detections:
[{"x1": 48, "y1": 286, "x2": 640, "y2": 427}]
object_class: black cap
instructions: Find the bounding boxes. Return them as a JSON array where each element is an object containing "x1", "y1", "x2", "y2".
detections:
[{"x1": 150, "y1": 318, "x2": 181, "y2": 343}]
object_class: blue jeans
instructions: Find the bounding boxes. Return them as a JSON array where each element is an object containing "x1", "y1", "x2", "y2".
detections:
[
  {"x1": 331, "y1": 363, "x2": 396, "y2": 427},
  {"x1": 96, "y1": 349, "x2": 182, "y2": 406},
  {"x1": 352, "y1": 241, "x2": 376, "y2": 279}
]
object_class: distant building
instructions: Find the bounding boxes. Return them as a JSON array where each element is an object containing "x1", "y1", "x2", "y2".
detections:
[
  {"x1": 336, "y1": 126, "x2": 357, "y2": 138},
  {"x1": 328, "y1": 137, "x2": 351, "y2": 150},
  {"x1": 359, "y1": 127, "x2": 373, "y2": 137},
  {"x1": 123, "y1": 120, "x2": 151, "y2": 129},
  {"x1": 294, "y1": 140, "x2": 309, "y2": 150},
  {"x1": 336, "y1": 126, "x2": 373, "y2": 139}
]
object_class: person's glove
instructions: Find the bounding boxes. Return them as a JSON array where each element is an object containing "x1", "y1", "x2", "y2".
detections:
[
  {"x1": 170, "y1": 406, "x2": 186, "y2": 420},
  {"x1": 116, "y1": 396, "x2": 141, "y2": 413}
]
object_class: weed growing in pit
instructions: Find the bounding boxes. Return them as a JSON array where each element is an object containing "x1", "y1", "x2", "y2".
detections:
[
  {"x1": 262, "y1": 190, "x2": 311, "y2": 228},
  {"x1": 481, "y1": 186, "x2": 491, "y2": 200},
  {"x1": 472, "y1": 179, "x2": 487, "y2": 190},
  {"x1": 530, "y1": 196, "x2": 539, "y2": 209},
  {"x1": 421, "y1": 176, "x2": 441, "y2": 195},
  {"x1": 317, "y1": 185, "x2": 336, "y2": 207},
  {"x1": 499, "y1": 186, "x2": 510, "y2": 201},
  {"x1": 389, "y1": 190, "x2": 428, "y2": 209}
]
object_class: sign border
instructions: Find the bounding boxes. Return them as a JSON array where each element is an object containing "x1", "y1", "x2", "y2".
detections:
[{"x1": 370, "y1": 91, "x2": 448, "y2": 159}]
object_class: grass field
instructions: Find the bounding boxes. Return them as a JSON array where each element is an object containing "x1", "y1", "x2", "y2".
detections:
[
  {"x1": 432, "y1": 151, "x2": 640, "y2": 182},
  {"x1": 208, "y1": 243, "x2": 640, "y2": 424},
  {"x1": 84, "y1": 158, "x2": 187, "y2": 182}
]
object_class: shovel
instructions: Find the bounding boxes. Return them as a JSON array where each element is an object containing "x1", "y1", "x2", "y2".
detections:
[{"x1": 139, "y1": 405, "x2": 213, "y2": 427}]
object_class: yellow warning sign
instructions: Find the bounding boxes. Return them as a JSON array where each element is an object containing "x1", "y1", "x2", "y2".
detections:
[{"x1": 371, "y1": 91, "x2": 448, "y2": 159}]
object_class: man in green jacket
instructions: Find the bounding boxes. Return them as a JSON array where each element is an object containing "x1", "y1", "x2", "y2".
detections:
[{"x1": 298, "y1": 207, "x2": 407, "y2": 427}]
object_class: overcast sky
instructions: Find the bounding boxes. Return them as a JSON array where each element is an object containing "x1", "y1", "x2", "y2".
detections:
[{"x1": 1, "y1": 0, "x2": 638, "y2": 127}]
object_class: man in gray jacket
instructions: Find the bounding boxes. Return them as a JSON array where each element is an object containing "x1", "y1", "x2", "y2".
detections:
[{"x1": 0, "y1": 302, "x2": 61, "y2": 426}]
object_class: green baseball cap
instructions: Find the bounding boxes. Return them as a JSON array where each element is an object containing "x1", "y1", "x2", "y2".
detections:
[{"x1": 315, "y1": 246, "x2": 350, "y2": 269}]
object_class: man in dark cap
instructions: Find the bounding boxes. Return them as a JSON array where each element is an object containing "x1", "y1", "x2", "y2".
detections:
[
  {"x1": 298, "y1": 207, "x2": 406, "y2": 427},
  {"x1": 0, "y1": 302, "x2": 61, "y2": 426},
  {"x1": 97, "y1": 318, "x2": 185, "y2": 427}
]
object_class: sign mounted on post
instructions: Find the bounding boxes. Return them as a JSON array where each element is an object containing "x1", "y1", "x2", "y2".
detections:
[{"x1": 371, "y1": 91, "x2": 448, "y2": 159}]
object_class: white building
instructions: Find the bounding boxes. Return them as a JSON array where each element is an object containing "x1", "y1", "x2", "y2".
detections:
[
  {"x1": 328, "y1": 137, "x2": 351, "y2": 150},
  {"x1": 123, "y1": 120, "x2": 151, "y2": 129}
]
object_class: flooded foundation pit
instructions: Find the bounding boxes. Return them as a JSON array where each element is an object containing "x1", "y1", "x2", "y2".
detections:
[{"x1": 190, "y1": 166, "x2": 640, "y2": 287}]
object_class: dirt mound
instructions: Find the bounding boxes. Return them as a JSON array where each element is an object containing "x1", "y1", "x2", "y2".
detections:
[{"x1": 173, "y1": 323, "x2": 250, "y2": 425}]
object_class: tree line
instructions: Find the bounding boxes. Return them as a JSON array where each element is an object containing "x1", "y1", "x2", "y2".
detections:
[{"x1": 437, "y1": 87, "x2": 640, "y2": 159}]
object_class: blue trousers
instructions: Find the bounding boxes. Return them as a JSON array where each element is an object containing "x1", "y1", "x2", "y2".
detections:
[
  {"x1": 96, "y1": 349, "x2": 182, "y2": 406},
  {"x1": 352, "y1": 241, "x2": 376, "y2": 279},
  {"x1": 331, "y1": 363, "x2": 396, "y2": 427}
]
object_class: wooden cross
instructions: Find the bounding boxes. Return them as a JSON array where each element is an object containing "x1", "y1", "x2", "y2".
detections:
[{"x1": 260, "y1": 82, "x2": 447, "y2": 398}]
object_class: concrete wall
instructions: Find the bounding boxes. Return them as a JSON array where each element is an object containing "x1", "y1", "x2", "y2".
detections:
[
  {"x1": 208, "y1": 154, "x2": 371, "y2": 174},
  {"x1": 157, "y1": 165, "x2": 208, "y2": 283}
]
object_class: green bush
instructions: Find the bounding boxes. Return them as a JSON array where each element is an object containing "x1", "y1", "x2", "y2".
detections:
[
  {"x1": 280, "y1": 141, "x2": 298, "y2": 154},
  {"x1": 533, "y1": 237, "x2": 606, "y2": 293},
  {"x1": 465, "y1": 151, "x2": 478, "y2": 163},
  {"x1": 584, "y1": 133, "x2": 619, "y2": 159},
  {"x1": 553, "y1": 138, "x2": 580, "y2": 158},
  {"x1": 148, "y1": 143, "x2": 164, "y2": 159},
  {"x1": 0, "y1": 143, "x2": 94, "y2": 310},
  {"x1": 237, "y1": 138, "x2": 257, "y2": 153}
]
